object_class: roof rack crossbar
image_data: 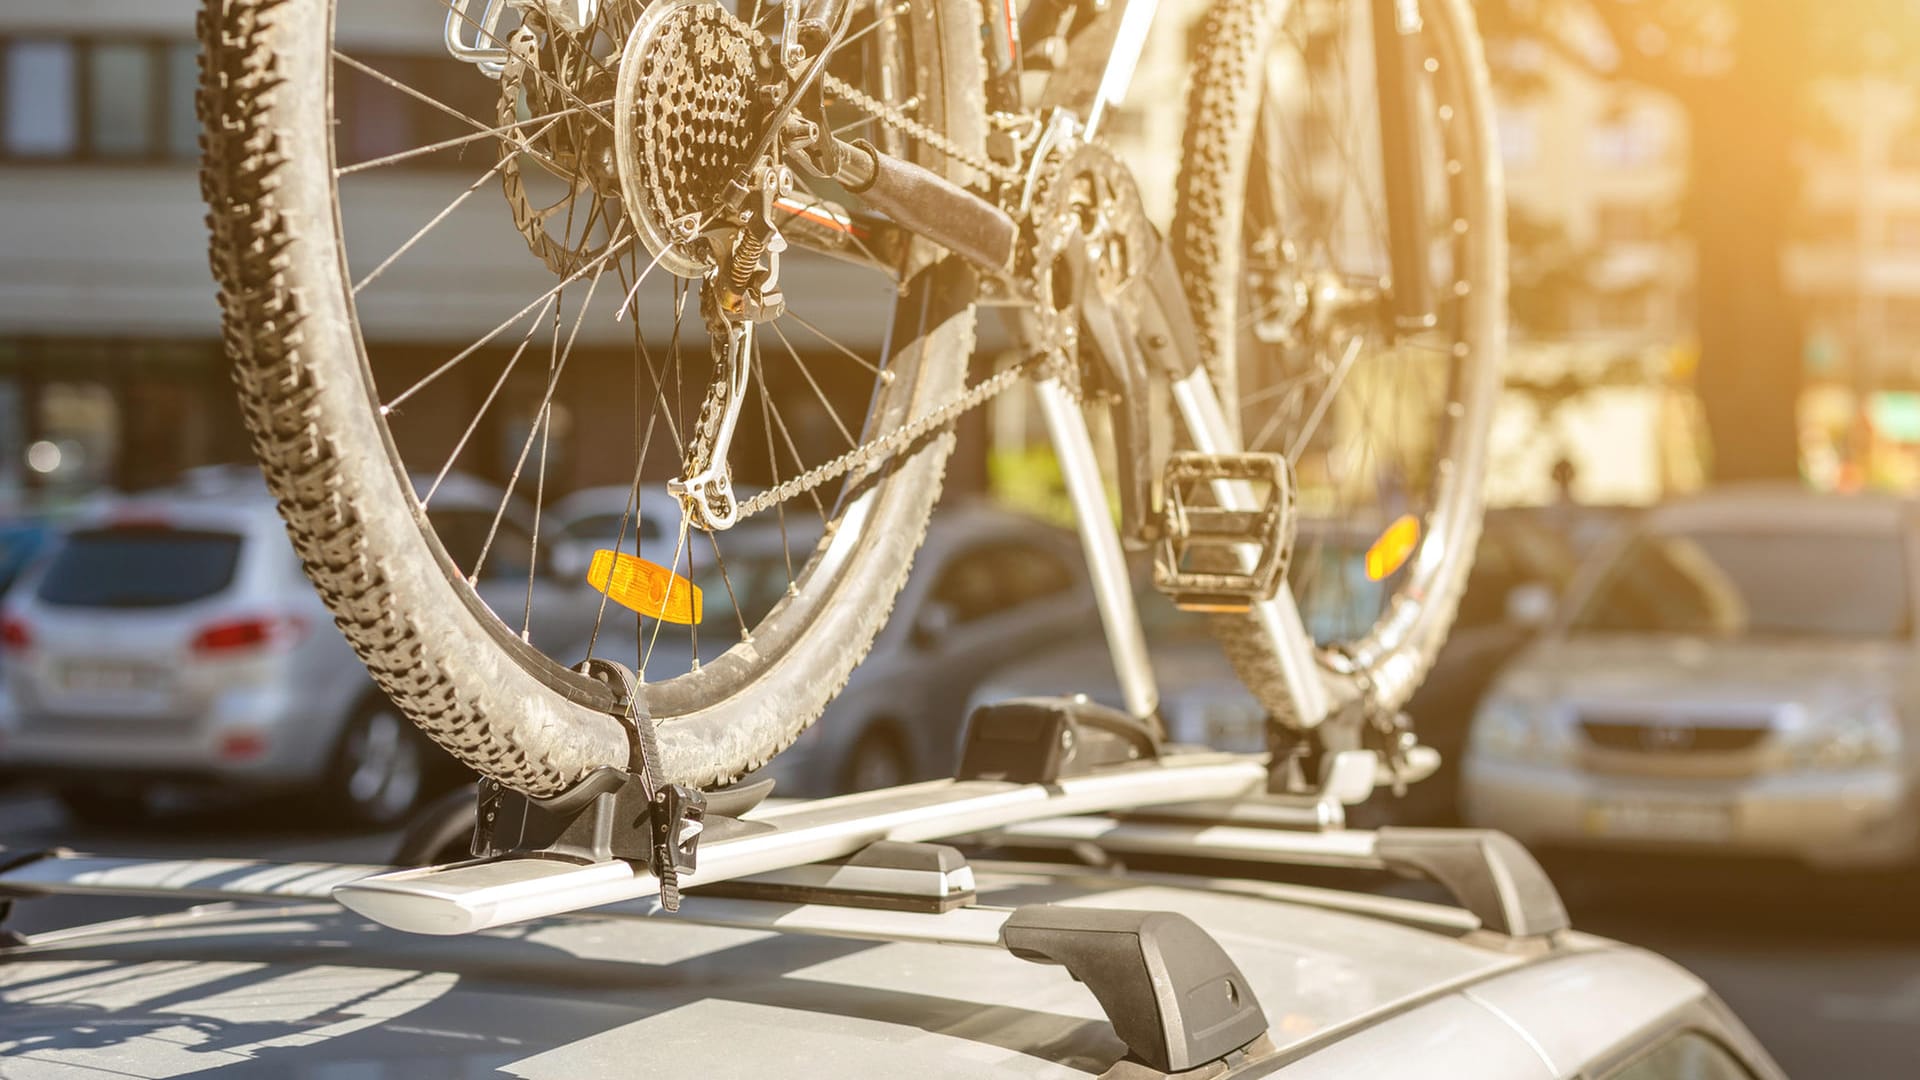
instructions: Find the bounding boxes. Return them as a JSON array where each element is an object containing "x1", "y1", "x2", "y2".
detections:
[
  {"x1": 335, "y1": 752, "x2": 1269, "y2": 935},
  {"x1": 988, "y1": 816, "x2": 1570, "y2": 939}
]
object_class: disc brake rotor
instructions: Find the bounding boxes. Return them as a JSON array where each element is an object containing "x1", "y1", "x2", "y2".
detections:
[{"x1": 612, "y1": 0, "x2": 762, "y2": 278}]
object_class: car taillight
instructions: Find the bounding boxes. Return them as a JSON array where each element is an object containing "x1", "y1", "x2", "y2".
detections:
[
  {"x1": 191, "y1": 615, "x2": 306, "y2": 656},
  {"x1": 0, "y1": 616, "x2": 31, "y2": 651}
]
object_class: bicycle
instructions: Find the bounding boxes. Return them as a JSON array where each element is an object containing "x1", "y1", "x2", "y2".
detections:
[{"x1": 197, "y1": 0, "x2": 1503, "y2": 802}]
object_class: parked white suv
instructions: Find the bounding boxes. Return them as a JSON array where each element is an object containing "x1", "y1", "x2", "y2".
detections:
[{"x1": 0, "y1": 468, "x2": 581, "y2": 826}]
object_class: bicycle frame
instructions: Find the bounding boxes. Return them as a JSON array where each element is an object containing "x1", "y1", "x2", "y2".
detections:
[{"x1": 436, "y1": 0, "x2": 1446, "y2": 756}]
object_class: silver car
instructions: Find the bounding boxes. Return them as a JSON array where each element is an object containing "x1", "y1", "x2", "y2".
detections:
[
  {"x1": 0, "y1": 813, "x2": 1782, "y2": 1079},
  {"x1": 1463, "y1": 487, "x2": 1920, "y2": 870},
  {"x1": 582, "y1": 503, "x2": 1096, "y2": 795},
  {"x1": 0, "y1": 468, "x2": 583, "y2": 826}
]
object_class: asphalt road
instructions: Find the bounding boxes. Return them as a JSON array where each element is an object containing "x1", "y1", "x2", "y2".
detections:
[{"x1": 2, "y1": 785, "x2": 1912, "y2": 1078}]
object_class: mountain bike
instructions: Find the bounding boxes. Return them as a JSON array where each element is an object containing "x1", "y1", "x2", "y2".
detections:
[{"x1": 198, "y1": 0, "x2": 1503, "y2": 800}]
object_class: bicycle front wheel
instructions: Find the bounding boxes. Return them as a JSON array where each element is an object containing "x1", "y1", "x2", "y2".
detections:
[
  {"x1": 199, "y1": 0, "x2": 988, "y2": 795},
  {"x1": 1174, "y1": 0, "x2": 1506, "y2": 727}
]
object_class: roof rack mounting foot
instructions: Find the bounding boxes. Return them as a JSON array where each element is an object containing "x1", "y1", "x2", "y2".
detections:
[
  {"x1": 699, "y1": 840, "x2": 977, "y2": 913},
  {"x1": 958, "y1": 696, "x2": 1162, "y2": 783},
  {"x1": 1003, "y1": 904, "x2": 1270, "y2": 1075}
]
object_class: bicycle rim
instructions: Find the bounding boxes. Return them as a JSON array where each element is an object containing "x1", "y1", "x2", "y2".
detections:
[
  {"x1": 200, "y1": 0, "x2": 986, "y2": 793},
  {"x1": 1175, "y1": 0, "x2": 1505, "y2": 721}
]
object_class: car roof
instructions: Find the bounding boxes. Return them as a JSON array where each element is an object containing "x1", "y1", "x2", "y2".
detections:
[
  {"x1": 550, "y1": 484, "x2": 684, "y2": 524},
  {"x1": 0, "y1": 862, "x2": 1586, "y2": 1077}
]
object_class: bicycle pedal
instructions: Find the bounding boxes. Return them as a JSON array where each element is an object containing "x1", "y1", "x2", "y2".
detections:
[{"x1": 1153, "y1": 452, "x2": 1295, "y2": 613}]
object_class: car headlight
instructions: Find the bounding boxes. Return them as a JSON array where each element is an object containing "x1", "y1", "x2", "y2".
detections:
[
  {"x1": 1468, "y1": 694, "x2": 1569, "y2": 765},
  {"x1": 1786, "y1": 700, "x2": 1904, "y2": 770}
]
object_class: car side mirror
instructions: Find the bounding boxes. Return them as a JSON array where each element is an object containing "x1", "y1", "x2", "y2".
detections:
[
  {"x1": 1505, "y1": 582, "x2": 1556, "y2": 629},
  {"x1": 912, "y1": 602, "x2": 956, "y2": 650}
]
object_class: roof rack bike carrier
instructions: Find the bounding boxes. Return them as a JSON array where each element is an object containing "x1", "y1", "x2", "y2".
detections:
[{"x1": 334, "y1": 749, "x2": 1269, "y2": 935}]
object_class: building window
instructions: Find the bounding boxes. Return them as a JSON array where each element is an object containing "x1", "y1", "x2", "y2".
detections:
[
  {"x1": 88, "y1": 41, "x2": 158, "y2": 157},
  {"x1": 1, "y1": 38, "x2": 213, "y2": 164},
  {"x1": 333, "y1": 53, "x2": 500, "y2": 172},
  {"x1": 1597, "y1": 202, "x2": 1660, "y2": 246},
  {"x1": 1590, "y1": 111, "x2": 1667, "y2": 169},
  {"x1": 4, "y1": 40, "x2": 79, "y2": 158},
  {"x1": 165, "y1": 43, "x2": 200, "y2": 160}
]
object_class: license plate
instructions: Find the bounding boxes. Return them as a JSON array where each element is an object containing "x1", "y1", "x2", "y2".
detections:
[
  {"x1": 60, "y1": 661, "x2": 167, "y2": 695},
  {"x1": 1585, "y1": 799, "x2": 1734, "y2": 843}
]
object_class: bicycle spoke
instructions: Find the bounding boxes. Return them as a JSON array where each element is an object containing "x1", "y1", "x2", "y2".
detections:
[
  {"x1": 755, "y1": 346, "x2": 831, "y2": 522},
  {"x1": 1286, "y1": 335, "x2": 1360, "y2": 465},
  {"x1": 422, "y1": 292, "x2": 557, "y2": 507},
  {"x1": 755, "y1": 343, "x2": 803, "y2": 591},
  {"x1": 770, "y1": 320, "x2": 859, "y2": 447},
  {"x1": 335, "y1": 101, "x2": 606, "y2": 176},
  {"x1": 470, "y1": 225, "x2": 626, "y2": 583},
  {"x1": 641, "y1": 520, "x2": 692, "y2": 675},
  {"x1": 781, "y1": 311, "x2": 889, "y2": 378},
  {"x1": 704, "y1": 528, "x2": 753, "y2": 644},
  {"x1": 351, "y1": 111, "x2": 573, "y2": 296},
  {"x1": 333, "y1": 51, "x2": 572, "y2": 173},
  {"x1": 381, "y1": 237, "x2": 630, "y2": 414},
  {"x1": 430, "y1": 0, "x2": 616, "y2": 134}
]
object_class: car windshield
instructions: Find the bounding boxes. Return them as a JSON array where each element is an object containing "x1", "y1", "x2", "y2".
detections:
[
  {"x1": 686, "y1": 548, "x2": 793, "y2": 629},
  {"x1": 1570, "y1": 527, "x2": 1911, "y2": 640},
  {"x1": 37, "y1": 527, "x2": 244, "y2": 609},
  {"x1": 565, "y1": 511, "x2": 663, "y2": 545}
]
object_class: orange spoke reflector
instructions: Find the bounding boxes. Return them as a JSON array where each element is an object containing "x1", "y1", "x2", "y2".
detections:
[
  {"x1": 588, "y1": 550, "x2": 702, "y2": 625},
  {"x1": 1365, "y1": 515, "x2": 1422, "y2": 582}
]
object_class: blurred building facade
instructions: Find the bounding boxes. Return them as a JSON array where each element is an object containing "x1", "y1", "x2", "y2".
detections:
[
  {"x1": 0, "y1": 0, "x2": 888, "y2": 512},
  {"x1": 1791, "y1": 78, "x2": 1920, "y2": 491},
  {"x1": 1483, "y1": 38, "x2": 1701, "y2": 507},
  {"x1": 0, "y1": 2, "x2": 242, "y2": 507}
]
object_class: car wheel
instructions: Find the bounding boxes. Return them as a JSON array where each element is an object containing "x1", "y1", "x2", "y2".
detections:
[
  {"x1": 842, "y1": 727, "x2": 910, "y2": 793},
  {"x1": 392, "y1": 785, "x2": 480, "y2": 866},
  {"x1": 54, "y1": 785, "x2": 149, "y2": 829},
  {"x1": 327, "y1": 702, "x2": 427, "y2": 827}
]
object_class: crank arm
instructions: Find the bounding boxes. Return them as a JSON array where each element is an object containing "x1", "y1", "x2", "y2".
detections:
[
  {"x1": 1075, "y1": 269, "x2": 1157, "y2": 547},
  {"x1": 1090, "y1": 231, "x2": 1336, "y2": 734},
  {"x1": 671, "y1": 318, "x2": 754, "y2": 530}
]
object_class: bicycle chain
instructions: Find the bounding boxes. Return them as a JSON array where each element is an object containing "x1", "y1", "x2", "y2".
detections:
[
  {"x1": 653, "y1": 8, "x2": 1036, "y2": 522},
  {"x1": 710, "y1": 14, "x2": 1033, "y2": 520},
  {"x1": 818, "y1": 73, "x2": 1024, "y2": 185},
  {"x1": 737, "y1": 354, "x2": 1042, "y2": 520}
]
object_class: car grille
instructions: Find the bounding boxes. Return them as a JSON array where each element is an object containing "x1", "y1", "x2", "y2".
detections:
[{"x1": 1578, "y1": 713, "x2": 1773, "y2": 755}]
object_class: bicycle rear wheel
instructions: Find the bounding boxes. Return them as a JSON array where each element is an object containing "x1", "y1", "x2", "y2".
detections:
[
  {"x1": 199, "y1": 0, "x2": 987, "y2": 795},
  {"x1": 1174, "y1": 0, "x2": 1505, "y2": 727}
]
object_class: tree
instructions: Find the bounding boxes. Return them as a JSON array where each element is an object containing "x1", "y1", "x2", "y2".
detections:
[{"x1": 1475, "y1": 0, "x2": 1920, "y2": 483}]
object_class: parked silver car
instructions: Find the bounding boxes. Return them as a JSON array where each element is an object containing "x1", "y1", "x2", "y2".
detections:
[
  {"x1": 545, "y1": 484, "x2": 686, "y2": 581},
  {"x1": 0, "y1": 802, "x2": 1782, "y2": 1079},
  {"x1": 0, "y1": 468, "x2": 583, "y2": 826},
  {"x1": 1463, "y1": 487, "x2": 1920, "y2": 870},
  {"x1": 582, "y1": 503, "x2": 1096, "y2": 795}
]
